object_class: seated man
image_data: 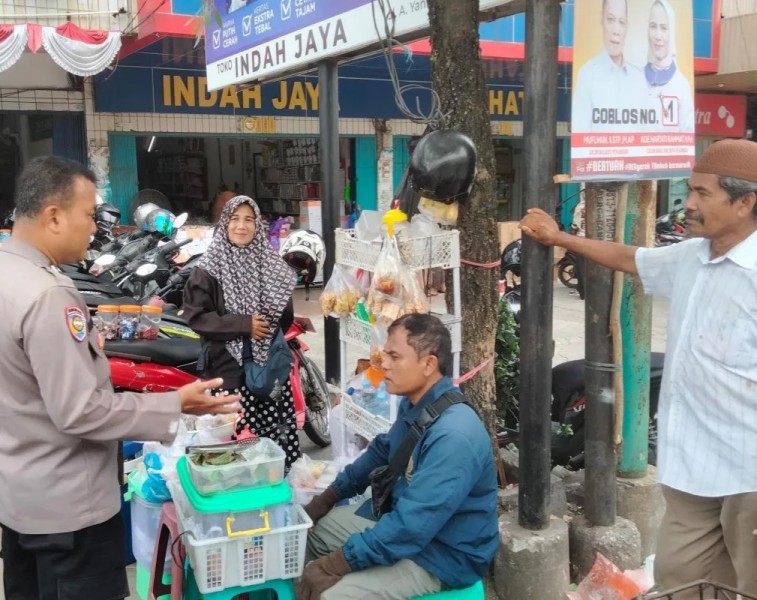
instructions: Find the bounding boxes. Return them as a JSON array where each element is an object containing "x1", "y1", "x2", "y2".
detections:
[{"x1": 300, "y1": 313, "x2": 499, "y2": 600}]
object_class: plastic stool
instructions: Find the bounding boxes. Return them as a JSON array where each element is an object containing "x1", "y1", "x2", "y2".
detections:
[
  {"x1": 148, "y1": 502, "x2": 185, "y2": 600},
  {"x1": 183, "y1": 565, "x2": 295, "y2": 600},
  {"x1": 410, "y1": 580, "x2": 485, "y2": 600}
]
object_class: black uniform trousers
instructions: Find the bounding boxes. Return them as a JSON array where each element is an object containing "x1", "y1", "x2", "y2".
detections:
[{"x1": 1, "y1": 512, "x2": 129, "y2": 600}]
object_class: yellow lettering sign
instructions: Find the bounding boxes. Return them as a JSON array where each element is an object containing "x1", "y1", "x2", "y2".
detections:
[
  {"x1": 173, "y1": 76, "x2": 195, "y2": 107},
  {"x1": 198, "y1": 77, "x2": 218, "y2": 107},
  {"x1": 489, "y1": 90, "x2": 525, "y2": 117},
  {"x1": 271, "y1": 81, "x2": 288, "y2": 110},
  {"x1": 306, "y1": 81, "x2": 319, "y2": 111},
  {"x1": 242, "y1": 116, "x2": 276, "y2": 134},
  {"x1": 489, "y1": 90, "x2": 504, "y2": 115},
  {"x1": 162, "y1": 75, "x2": 171, "y2": 107},
  {"x1": 219, "y1": 87, "x2": 240, "y2": 109},
  {"x1": 242, "y1": 86, "x2": 262, "y2": 109},
  {"x1": 289, "y1": 81, "x2": 308, "y2": 111},
  {"x1": 492, "y1": 121, "x2": 518, "y2": 136}
]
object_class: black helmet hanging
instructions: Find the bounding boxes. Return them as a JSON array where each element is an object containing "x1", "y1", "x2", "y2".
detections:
[
  {"x1": 95, "y1": 203, "x2": 121, "y2": 228},
  {"x1": 409, "y1": 130, "x2": 477, "y2": 204}
]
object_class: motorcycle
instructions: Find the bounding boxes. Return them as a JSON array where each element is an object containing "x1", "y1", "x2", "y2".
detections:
[
  {"x1": 656, "y1": 207, "x2": 686, "y2": 235},
  {"x1": 655, "y1": 207, "x2": 686, "y2": 247},
  {"x1": 75, "y1": 211, "x2": 195, "y2": 311},
  {"x1": 500, "y1": 239, "x2": 523, "y2": 322},
  {"x1": 557, "y1": 250, "x2": 580, "y2": 290},
  {"x1": 655, "y1": 231, "x2": 686, "y2": 247},
  {"x1": 92, "y1": 237, "x2": 192, "y2": 305},
  {"x1": 105, "y1": 316, "x2": 332, "y2": 447},
  {"x1": 499, "y1": 352, "x2": 664, "y2": 469}
]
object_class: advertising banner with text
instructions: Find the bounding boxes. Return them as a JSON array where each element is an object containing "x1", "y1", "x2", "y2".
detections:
[
  {"x1": 205, "y1": 0, "x2": 513, "y2": 90},
  {"x1": 570, "y1": 0, "x2": 696, "y2": 181}
]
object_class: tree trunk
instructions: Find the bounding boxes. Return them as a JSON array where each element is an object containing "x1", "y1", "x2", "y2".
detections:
[{"x1": 427, "y1": 1, "x2": 500, "y2": 446}]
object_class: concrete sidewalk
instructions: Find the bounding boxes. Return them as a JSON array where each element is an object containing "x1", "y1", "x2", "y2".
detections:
[{"x1": 0, "y1": 282, "x2": 670, "y2": 599}]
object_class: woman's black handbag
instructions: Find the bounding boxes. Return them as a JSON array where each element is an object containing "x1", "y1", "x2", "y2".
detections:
[
  {"x1": 242, "y1": 330, "x2": 293, "y2": 397},
  {"x1": 369, "y1": 390, "x2": 469, "y2": 519}
]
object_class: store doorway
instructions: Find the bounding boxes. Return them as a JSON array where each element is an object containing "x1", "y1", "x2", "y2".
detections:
[{"x1": 135, "y1": 135, "x2": 355, "y2": 233}]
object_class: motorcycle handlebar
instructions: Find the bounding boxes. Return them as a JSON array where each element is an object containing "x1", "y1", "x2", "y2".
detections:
[{"x1": 158, "y1": 238, "x2": 192, "y2": 256}]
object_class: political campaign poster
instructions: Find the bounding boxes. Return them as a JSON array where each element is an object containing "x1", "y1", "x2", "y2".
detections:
[{"x1": 570, "y1": 0, "x2": 696, "y2": 181}]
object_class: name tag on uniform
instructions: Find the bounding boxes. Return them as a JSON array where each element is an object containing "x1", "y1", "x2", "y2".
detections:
[{"x1": 65, "y1": 306, "x2": 87, "y2": 343}]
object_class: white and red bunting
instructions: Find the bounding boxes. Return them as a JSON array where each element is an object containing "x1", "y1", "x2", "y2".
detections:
[
  {"x1": 0, "y1": 22, "x2": 121, "y2": 76},
  {"x1": 0, "y1": 25, "x2": 28, "y2": 73}
]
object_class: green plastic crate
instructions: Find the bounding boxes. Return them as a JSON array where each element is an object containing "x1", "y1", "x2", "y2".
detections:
[{"x1": 176, "y1": 456, "x2": 292, "y2": 513}]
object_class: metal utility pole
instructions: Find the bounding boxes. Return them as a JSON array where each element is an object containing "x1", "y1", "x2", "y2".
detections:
[
  {"x1": 617, "y1": 181, "x2": 656, "y2": 478},
  {"x1": 318, "y1": 60, "x2": 341, "y2": 384},
  {"x1": 584, "y1": 183, "x2": 622, "y2": 527},
  {"x1": 518, "y1": 0, "x2": 559, "y2": 531}
]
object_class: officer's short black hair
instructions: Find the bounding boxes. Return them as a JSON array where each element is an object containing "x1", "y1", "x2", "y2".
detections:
[
  {"x1": 14, "y1": 156, "x2": 97, "y2": 218},
  {"x1": 388, "y1": 313, "x2": 453, "y2": 377}
]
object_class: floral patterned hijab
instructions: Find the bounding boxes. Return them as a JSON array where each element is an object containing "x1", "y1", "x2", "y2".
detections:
[{"x1": 198, "y1": 196, "x2": 296, "y2": 366}]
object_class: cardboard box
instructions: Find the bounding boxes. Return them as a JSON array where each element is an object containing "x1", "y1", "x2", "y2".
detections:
[
  {"x1": 300, "y1": 201, "x2": 323, "y2": 236},
  {"x1": 498, "y1": 221, "x2": 521, "y2": 252}
]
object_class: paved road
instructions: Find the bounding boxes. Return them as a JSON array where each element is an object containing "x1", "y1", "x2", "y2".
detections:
[{"x1": 0, "y1": 282, "x2": 670, "y2": 599}]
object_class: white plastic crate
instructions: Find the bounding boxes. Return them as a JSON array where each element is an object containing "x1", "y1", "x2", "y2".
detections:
[
  {"x1": 339, "y1": 313, "x2": 462, "y2": 354},
  {"x1": 342, "y1": 394, "x2": 392, "y2": 441},
  {"x1": 169, "y1": 482, "x2": 312, "y2": 594},
  {"x1": 335, "y1": 229, "x2": 460, "y2": 271}
]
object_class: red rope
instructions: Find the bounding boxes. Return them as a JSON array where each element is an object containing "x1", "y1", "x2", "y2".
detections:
[
  {"x1": 453, "y1": 356, "x2": 494, "y2": 385},
  {"x1": 460, "y1": 258, "x2": 500, "y2": 269}
]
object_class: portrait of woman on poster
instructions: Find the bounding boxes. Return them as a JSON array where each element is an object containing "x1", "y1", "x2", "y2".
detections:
[{"x1": 644, "y1": 0, "x2": 695, "y2": 133}]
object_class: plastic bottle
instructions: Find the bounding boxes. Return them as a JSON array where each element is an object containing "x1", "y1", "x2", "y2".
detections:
[
  {"x1": 389, "y1": 393, "x2": 400, "y2": 423},
  {"x1": 375, "y1": 382, "x2": 389, "y2": 420},
  {"x1": 361, "y1": 376, "x2": 376, "y2": 412}
]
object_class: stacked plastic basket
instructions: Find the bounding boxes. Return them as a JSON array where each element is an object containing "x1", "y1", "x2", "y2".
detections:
[{"x1": 168, "y1": 439, "x2": 312, "y2": 594}]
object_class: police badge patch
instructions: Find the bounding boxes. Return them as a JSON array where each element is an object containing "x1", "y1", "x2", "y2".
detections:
[{"x1": 65, "y1": 306, "x2": 87, "y2": 342}]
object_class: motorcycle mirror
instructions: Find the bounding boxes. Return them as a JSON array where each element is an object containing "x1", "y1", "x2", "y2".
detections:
[
  {"x1": 135, "y1": 263, "x2": 158, "y2": 278},
  {"x1": 173, "y1": 212, "x2": 188, "y2": 230},
  {"x1": 95, "y1": 254, "x2": 116, "y2": 267}
]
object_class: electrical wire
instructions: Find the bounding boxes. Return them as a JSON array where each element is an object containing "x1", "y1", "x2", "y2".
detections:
[{"x1": 370, "y1": 0, "x2": 447, "y2": 128}]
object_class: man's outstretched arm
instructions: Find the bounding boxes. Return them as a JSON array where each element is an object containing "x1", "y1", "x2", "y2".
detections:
[{"x1": 520, "y1": 208, "x2": 639, "y2": 275}]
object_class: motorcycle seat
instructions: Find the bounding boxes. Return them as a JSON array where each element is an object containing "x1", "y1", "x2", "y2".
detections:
[
  {"x1": 552, "y1": 352, "x2": 666, "y2": 404},
  {"x1": 104, "y1": 338, "x2": 200, "y2": 366}
]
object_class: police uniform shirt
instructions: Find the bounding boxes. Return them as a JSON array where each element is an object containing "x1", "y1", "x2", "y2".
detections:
[{"x1": 0, "y1": 238, "x2": 181, "y2": 535}]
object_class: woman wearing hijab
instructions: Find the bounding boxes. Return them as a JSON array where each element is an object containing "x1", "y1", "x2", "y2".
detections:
[
  {"x1": 183, "y1": 196, "x2": 301, "y2": 469},
  {"x1": 644, "y1": 0, "x2": 695, "y2": 133}
]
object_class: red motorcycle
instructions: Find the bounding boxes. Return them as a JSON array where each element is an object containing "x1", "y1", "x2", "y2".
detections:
[{"x1": 104, "y1": 316, "x2": 332, "y2": 447}]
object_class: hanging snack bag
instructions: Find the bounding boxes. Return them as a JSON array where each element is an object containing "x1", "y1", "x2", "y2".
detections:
[
  {"x1": 320, "y1": 265, "x2": 362, "y2": 318},
  {"x1": 400, "y1": 270, "x2": 430, "y2": 315},
  {"x1": 366, "y1": 235, "x2": 406, "y2": 324}
]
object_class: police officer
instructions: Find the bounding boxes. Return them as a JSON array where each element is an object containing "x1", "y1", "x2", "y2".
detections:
[{"x1": 0, "y1": 156, "x2": 240, "y2": 600}]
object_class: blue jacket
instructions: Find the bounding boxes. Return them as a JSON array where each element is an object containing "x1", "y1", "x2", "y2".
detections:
[{"x1": 332, "y1": 377, "x2": 499, "y2": 589}]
